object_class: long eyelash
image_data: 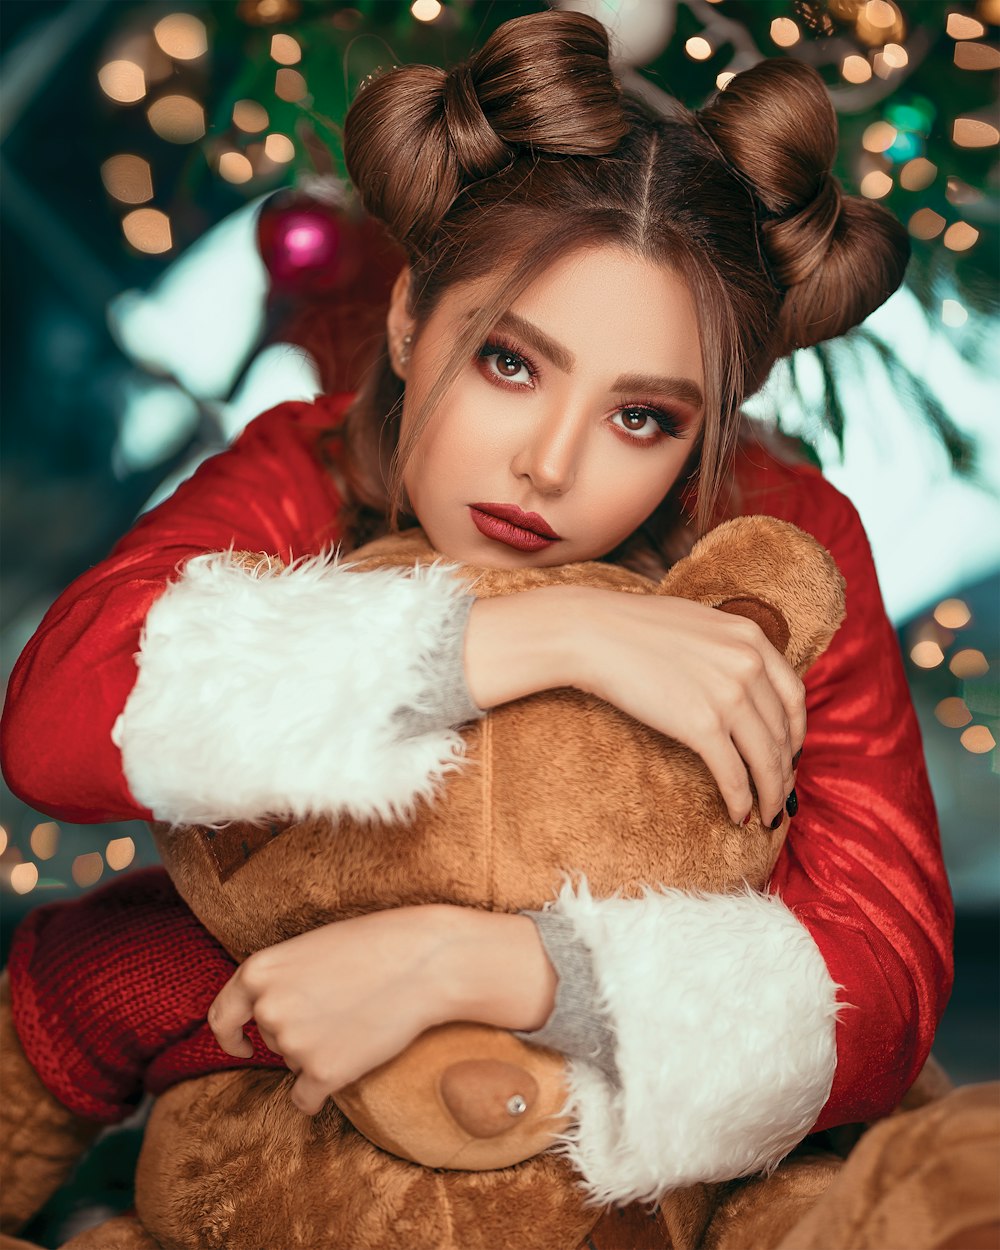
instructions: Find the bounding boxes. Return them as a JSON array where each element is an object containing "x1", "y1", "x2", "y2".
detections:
[
  {"x1": 622, "y1": 403, "x2": 685, "y2": 439},
  {"x1": 479, "y1": 335, "x2": 538, "y2": 381}
]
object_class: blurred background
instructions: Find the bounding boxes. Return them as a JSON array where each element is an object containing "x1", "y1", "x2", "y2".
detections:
[{"x1": 1, "y1": 0, "x2": 997, "y2": 1243}]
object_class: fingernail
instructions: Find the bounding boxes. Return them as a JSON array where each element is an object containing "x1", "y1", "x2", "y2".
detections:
[
  {"x1": 785, "y1": 788, "x2": 798, "y2": 818},
  {"x1": 792, "y1": 749, "x2": 802, "y2": 768},
  {"x1": 741, "y1": 810, "x2": 752, "y2": 826},
  {"x1": 768, "y1": 811, "x2": 783, "y2": 831}
]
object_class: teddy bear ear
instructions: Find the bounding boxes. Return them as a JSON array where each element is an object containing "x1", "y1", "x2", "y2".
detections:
[{"x1": 716, "y1": 596, "x2": 791, "y2": 657}]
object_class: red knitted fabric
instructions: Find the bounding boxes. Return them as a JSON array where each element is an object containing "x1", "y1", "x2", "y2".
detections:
[{"x1": 7, "y1": 866, "x2": 285, "y2": 1124}]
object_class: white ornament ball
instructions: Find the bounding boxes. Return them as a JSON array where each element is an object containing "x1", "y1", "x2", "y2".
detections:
[{"x1": 554, "y1": 0, "x2": 677, "y2": 68}]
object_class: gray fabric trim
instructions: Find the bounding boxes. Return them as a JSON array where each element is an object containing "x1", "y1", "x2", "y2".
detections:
[
  {"x1": 514, "y1": 910, "x2": 621, "y2": 1087},
  {"x1": 391, "y1": 594, "x2": 485, "y2": 736}
]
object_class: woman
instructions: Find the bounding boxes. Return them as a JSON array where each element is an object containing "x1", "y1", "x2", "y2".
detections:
[{"x1": 1, "y1": 8, "x2": 956, "y2": 1221}]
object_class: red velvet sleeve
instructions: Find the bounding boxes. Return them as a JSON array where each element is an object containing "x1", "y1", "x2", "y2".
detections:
[
  {"x1": 750, "y1": 455, "x2": 954, "y2": 1130},
  {"x1": 0, "y1": 395, "x2": 351, "y2": 825}
]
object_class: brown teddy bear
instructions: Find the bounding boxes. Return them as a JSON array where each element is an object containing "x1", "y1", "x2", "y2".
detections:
[{"x1": 1, "y1": 515, "x2": 848, "y2": 1250}]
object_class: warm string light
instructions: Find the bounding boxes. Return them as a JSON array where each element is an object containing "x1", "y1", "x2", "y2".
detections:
[
  {"x1": 101, "y1": 154, "x2": 154, "y2": 204},
  {"x1": 275, "y1": 68, "x2": 308, "y2": 102},
  {"x1": 29, "y1": 822, "x2": 60, "y2": 860},
  {"x1": 122, "y1": 208, "x2": 173, "y2": 254},
  {"x1": 953, "y1": 117, "x2": 1000, "y2": 148},
  {"x1": 685, "y1": 36, "x2": 713, "y2": 61},
  {"x1": 270, "y1": 34, "x2": 302, "y2": 64},
  {"x1": 935, "y1": 697, "x2": 973, "y2": 728},
  {"x1": 233, "y1": 99, "x2": 269, "y2": 132},
  {"x1": 946, "y1": 13, "x2": 987, "y2": 39},
  {"x1": 770, "y1": 18, "x2": 801, "y2": 47},
  {"x1": 411, "y1": 0, "x2": 443, "y2": 20},
  {"x1": 106, "y1": 837, "x2": 136, "y2": 871},
  {"x1": 909, "y1": 208, "x2": 945, "y2": 239},
  {"x1": 935, "y1": 598, "x2": 972, "y2": 629},
  {"x1": 264, "y1": 133, "x2": 295, "y2": 162},
  {"x1": 147, "y1": 95, "x2": 206, "y2": 143},
  {"x1": 960, "y1": 726, "x2": 997, "y2": 754},
  {"x1": 899, "y1": 157, "x2": 936, "y2": 191},
  {"x1": 99, "y1": 60, "x2": 146, "y2": 104},
  {"x1": 72, "y1": 853, "x2": 104, "y2": 887},
  {"x1": 153, "y1": 14, "x2": 208, "y2": 61},
  {"x1": 950, "y1": 649, "x2": 990, "y2": 679}
]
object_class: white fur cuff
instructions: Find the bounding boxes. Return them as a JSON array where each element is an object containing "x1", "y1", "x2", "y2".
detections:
[
  {"x1": 112, "y1": 548, "x2": 480, "y2": 826},
  {"x1": 545, "y1": 879, "x2": 840, "y2": 1206}
]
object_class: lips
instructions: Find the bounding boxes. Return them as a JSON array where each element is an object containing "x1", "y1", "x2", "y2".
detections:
[
  {"x1": 469, "y1": 505, "x2": 561, "y2": 553},
  {"x1": 470, "y1": 503, "x2": 561, "y2": 540}
]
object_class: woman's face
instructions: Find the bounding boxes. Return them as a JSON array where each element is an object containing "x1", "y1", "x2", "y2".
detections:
[{"x1": 392, "y1": 244, "x2": 705, "y2": 568}]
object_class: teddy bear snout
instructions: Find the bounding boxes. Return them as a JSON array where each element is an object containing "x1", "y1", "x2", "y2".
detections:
[{"x1": 439, "y1": 1060, "x2": 540, "y2": 1138}]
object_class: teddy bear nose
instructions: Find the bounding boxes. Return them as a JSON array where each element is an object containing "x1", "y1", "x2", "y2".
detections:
[{"x1": 439, "y1": 1060, "x2": 540, "y2": 1138}]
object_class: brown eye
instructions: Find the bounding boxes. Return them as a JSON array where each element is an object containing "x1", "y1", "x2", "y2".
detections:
[
  {"x1": 496, "y1": 354, "x2": 521, "y2": 377},
  {"x1": 621, "y1": 409, "x2": 649, "y2": 431}
]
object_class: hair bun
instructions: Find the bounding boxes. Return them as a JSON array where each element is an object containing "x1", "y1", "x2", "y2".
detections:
[
  {"x1": 699, "y1": 57, "x2": 909, "y2": 351},
  {"x1": 343, "y1": 9, "x2": 626, "y2": 253}
]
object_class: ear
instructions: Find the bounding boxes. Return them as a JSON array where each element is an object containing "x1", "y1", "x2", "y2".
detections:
[{"x1": 386, "y1": 265, "x2": 414, "y2": 381}]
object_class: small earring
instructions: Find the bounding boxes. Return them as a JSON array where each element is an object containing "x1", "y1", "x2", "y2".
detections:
[{"x1": 398, "y1": 332, "x2": 413, "y2": 367}]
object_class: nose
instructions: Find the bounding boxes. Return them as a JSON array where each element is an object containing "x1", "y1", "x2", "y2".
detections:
[{"x1": 509, "y1": 402, "x2": 585, "y2": 497}]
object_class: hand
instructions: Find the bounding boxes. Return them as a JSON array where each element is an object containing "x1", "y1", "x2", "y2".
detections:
[
  {"x1": 207, "y1": 906, "x2": 457, "y2": 1115},
  {"x1": 465, "y1": 585, "x2": 803, "y2": 827},
  {"x1": 566, "y1": 588, "x2": 804, "y2": 827},
  {"x1": 207, "y1": 906, "x2": 558, "y2": 1116}
]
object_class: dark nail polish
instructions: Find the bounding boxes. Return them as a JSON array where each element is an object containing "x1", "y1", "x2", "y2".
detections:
[
  {"x1": 792, "y1": 749, "x2": 802, "y2": 768},
  {"x1": 768, "y1": 811, "x2": 783, "y2": 831},
  {"x1": 741, "y1": 811, "x2": 752, "y2": 826},
  {"x1": 785, "y1": 788, "x2": 799, "y2": 818}
]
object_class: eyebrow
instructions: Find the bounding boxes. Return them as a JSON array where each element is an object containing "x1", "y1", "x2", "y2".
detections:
[{"x1": 471, "y1": 308, "x2": 705, "y2": 413}]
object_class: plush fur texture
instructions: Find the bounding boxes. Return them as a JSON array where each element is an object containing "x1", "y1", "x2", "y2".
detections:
[
  {"x1": 541, "y1": 878, "x2": 840, "y2": 1205},
  {"x1": 112, "y1": 547, "x2": 480, "y2": 827}
]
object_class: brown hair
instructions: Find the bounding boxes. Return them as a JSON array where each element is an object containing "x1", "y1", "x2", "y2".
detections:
[{"x1": 328, "y1": 9, "x2": 909, "y2": 575}]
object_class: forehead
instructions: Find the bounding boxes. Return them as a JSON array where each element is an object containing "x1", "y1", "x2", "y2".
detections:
[{"x1": 443, "y1": 243, "x2": 703, "y2": 372}]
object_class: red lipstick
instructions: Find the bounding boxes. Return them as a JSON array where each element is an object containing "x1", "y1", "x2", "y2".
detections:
[{"x1": 469, "y1": 503, "x2": 561, "y2": 553}]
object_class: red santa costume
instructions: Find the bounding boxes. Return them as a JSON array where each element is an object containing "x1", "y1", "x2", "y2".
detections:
[{"x1": 1, "y1": 391, "x2": 953, "y2": 1205}]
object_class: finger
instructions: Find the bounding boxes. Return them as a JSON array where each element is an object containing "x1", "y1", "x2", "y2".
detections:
[
  {"x1": 208, "y1": 981, "x2": 255, "y2": 1058},
  {"x1": 690, "y1": 730, "x2": 755, "y2": 825},
  {"x1": 290, "y1": 1072, "x2": 333, "y2": 1117},
  {"x1": 731, "y1": 705, "x2": 789, "y2": 830},
  {"x1": 760, "y1": 648, "x2": 807, "y2": 758},
  {"x1": 745, "y1": 674, "x2": 795, "y2": 798}
]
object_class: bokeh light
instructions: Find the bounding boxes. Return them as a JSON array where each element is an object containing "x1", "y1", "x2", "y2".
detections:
[
  {"x1": 863, "y1": 122, "x2": 897, "y2": 152},
  {"x1": 770, "y1": 18, "x2": 800, "y2": 46},
  {"x1": 935, "y1": 697, "x2": 973, "y2": 728},
  {"x1": 275, "y1": 68, "x2": 308, "y2": 101},
  {"x1": 860, "y1": 170, "x2": 893, "y2": 199},
  {"x1": 909, "y1": 208, "x2": 945, "y2": 239},
  {"x1": 122, "y1": 208, "x2": 173, "y2": 254},
  {"x1": 29, "y1": 822, "x2": 60, "y2": 860},
  {"x1": 910, "y1": 640, "x2": 944, "y2": 668},
  {"x1": 943, "y1": 222, "x2": 980, "y2": 252},
  {"x1": 950, "y1": 649, "x2": 990, "y2": 678},
  {"x1": 147, "y1": 95, "x2": 206, "y2": 143},
  {"x1": 270, "y1": 33, "x2": 301, "y2": 64},
  {"x1": 900, "y1": 157, "x2": 937, "y2": 191},
  {"x1": 935, "y1": 599, "x2": 972, "y2": 629},
  {"x1": 941, "y1": 298, "x2": 968, "y2": 326},
  {"x1": 946, "y1": 13, "x2": 986, "y2": 38},
  {"x1": 72, "y1": 853, "x2": 104, "y2": 887},
  {"x1": 100, "y1": 154, "x2": 153, "y2": 204},
  {"x1": 153, "y1": 13, "x2": 208, "y2": 61},
  {"x1": 98, "y1": 60, "x2": 146, "y2": 104},
  {"x1": 233, "y1": 99, "x2": 269, "y2": 132},
  {"x1": 264, "y1": 133, "x2": 295, "y2": 162},
  {"x1": 219, "y1": 151, "x2": 255, "y2": 184},
  {"x1": 960, "y1": 726, "x2": 996, "y2": 754},
  {"x1": 953, "y1": 118, "x2": 1000, "y2": 148},
  {"x1": 106, "y1": 837, "x2": 136, "y2": 871},
  {"x1": 842, "y1": 55, "x2": 873, "y2": 84},
  {"x1": 10, "y1": 863, "x2": 39, "y2": 895},
  {"x1": 685, "y1": 37, "x2": 713, "y2": 61},
  {"x1": 411, "y1": 0, "x2": 443, "y2": 20},
  {"x1": 954, "y1": 42, "x2": 1000, "y2": 71}
]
